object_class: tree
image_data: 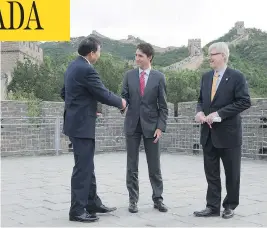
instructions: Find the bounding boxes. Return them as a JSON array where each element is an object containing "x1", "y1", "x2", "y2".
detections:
[
  {"x1": 7, "y1": 56, "x2": 66, "y2": 101},
  {"x1": 94, "y1": 53, "x2": 133, "y2": 94},
  {"x1": 165, "y1": 69, "x2": 201, "y2": 116}
]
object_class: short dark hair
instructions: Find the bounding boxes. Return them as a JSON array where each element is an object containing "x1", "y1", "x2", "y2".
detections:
[
  {"x1": 78, "y1": 36, "x2": 101, "y2": 56},
  {"x1": 136, "y1": 43, "x2": 155, "y2": 61}
]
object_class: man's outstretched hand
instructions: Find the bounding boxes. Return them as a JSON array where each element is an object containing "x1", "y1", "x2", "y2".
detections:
[{"x1": 121, "y1": 98, "x2": 126, "y2": 110}]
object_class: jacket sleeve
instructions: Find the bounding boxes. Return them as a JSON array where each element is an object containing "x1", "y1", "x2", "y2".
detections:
[
  {"x1": 60, "y1": 85, "x2": 65, "y2": 101},
  {"x1": 120, "y1": 72, "x2": 129, "y2": 114},
  {"x1": 217, "y1": 72, "x2": 251, "y2": 119},
  {"x1": 83, "y1": 68, "x2": 123, "y2": 109},
  {"x1": 157, "y1": 74, "x2": 168, "y2": 132},
  {"x1": 196, "y1": 75, "x2": 204, "y2": 113}
]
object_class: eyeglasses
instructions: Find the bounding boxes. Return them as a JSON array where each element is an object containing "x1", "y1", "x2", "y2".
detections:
[{"x1": 209, "y1": 53, "x2": 222, "y2": 56}]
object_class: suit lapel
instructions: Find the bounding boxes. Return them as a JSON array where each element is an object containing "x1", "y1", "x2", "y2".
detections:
[
  {"x1": 144, "y1": 70, "x2": 153, "y2": 96},
  {"x1": 211, "y1": 67, "x2": 231, "y2": 105},
  {"x1": 134, "y1": 68, "x2": 141, "y2": 97},
  {"x1": 207, "y1": 71, "x2": 214, "y2": 106}
]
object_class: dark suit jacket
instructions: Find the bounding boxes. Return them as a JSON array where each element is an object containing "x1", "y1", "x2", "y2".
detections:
[
  {"x1": 61, "y1": 56, "x2": 123, "y2": 139},
  {"x1": 121, "y1": 68, "x2": 168, "y2": 138},
  {"x1": 196, "y1": 67, "x2": 251, "y2": 148}
]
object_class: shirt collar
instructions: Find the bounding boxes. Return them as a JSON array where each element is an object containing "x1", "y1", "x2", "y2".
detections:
[
  {"x1": 215, "y1": 65, "x2": 227, "y2": 77},
  {"x1": 80, "y1": 55, "x2": 91, "y2": 64},
  {"x1": 139, "y1": 67, "x2": 151, "y2": 76}
]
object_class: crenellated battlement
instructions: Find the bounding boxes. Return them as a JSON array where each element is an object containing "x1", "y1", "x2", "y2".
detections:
[{"x1": 0, "y1": 41, "x2": 44, "y2": 99}]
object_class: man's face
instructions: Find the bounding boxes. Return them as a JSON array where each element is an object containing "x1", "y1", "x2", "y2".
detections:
[
  {"x1": 209, "y1": 48, "x2": 225, "y2": 69},
  {"x1": 89, "y1": 45, "x2": 101, "y2": 64},
  {"x1": 135, "y1": 49, "x2": 151, "y2": 68}
]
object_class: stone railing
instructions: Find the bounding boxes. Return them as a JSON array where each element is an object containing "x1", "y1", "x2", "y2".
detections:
[
  {"x1": 1, "y1": 99, "x2": 266, "y2": 159},
  {"x1": 1, "y1": 115, "x2": 266, "y2": 160}
]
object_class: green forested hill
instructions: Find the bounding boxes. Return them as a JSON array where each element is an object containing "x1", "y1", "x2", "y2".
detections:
[
  {"x1": 8, "y1": 24, "x2": 267, "y2": 106},
  {"x1": 153, "y1": 47, "x2": 189, "y2": 66},
  {"x1": 39, "y1": 33, "x2": 189, "y2": 66},
  {"x1": 235, "y1": 29, "x2": 267, "y2": 68}
]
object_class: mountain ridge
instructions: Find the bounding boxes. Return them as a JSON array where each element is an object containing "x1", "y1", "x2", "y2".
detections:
[
  {"x1": 39, "y1": 21, "x2": 267, "y2": 72},
  {"x1": 7, "y1": 21, "x2": 267, "y2": 103}
]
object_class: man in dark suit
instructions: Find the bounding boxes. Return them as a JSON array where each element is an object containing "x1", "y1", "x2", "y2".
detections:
[
  {"x1": 194, "y1": 42, "x2": 251, "y2": 219},
  {"x1": 121, "y1": 43, "x2": 168, "y2": 213},
  {"x1": 61, "y1": 37, "x2": 126, "y2": 222}
]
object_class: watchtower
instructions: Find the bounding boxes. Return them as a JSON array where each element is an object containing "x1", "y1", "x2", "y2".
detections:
[{"x1": 188, "y1": 39, "x2": 202, "y2": 56}]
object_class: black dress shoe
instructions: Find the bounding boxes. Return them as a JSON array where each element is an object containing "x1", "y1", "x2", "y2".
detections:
[
  {"x1": 86, "y1": 204, "x2": 117, "y2": 214},
  {"x1": 154, "y1": 201, "x2": 168, "y2": 212},
  {"x1": 222, "y1": 208, "x2": 234, "y2": 219},
  {"x1": 128, "y1": 202, "x2": 138, "y2": 213},
  {"x1": 69, "y1": 212, "x2": 99, "y2": 222},
  {"x1": 193, "y1": 207, "x2": 220, "y2": 217}
]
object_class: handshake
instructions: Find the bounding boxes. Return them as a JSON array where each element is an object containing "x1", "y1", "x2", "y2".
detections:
[
  {"x1": 120, "y1": 98, "x2": 127, "y2": 113},
  {"x1": 195, "y1": 111, "x2": 221, "y2": 128},
  {"x1": 121, "y1": 98, "x2": 127, "y2": 110}
]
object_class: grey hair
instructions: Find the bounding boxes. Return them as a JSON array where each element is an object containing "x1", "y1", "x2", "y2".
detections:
[{"x1": 208, "y1": 42, "x2": 230, "y2": 63}]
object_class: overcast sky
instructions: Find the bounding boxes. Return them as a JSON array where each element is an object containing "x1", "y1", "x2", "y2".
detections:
[{"x1": 70, "y1": 0, "x2": 267, "y2": 48}]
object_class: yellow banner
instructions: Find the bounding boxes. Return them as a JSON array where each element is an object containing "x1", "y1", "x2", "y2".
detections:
[{"x1": 0, "y1": 0, "x2": 70, "y2": 41}]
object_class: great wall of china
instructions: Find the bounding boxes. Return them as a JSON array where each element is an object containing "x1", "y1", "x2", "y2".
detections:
[
  {"x1": 0, "y1": 99, "x2": 266, "y2": 158},
  {"x1": 163, "y1": 21, "x2": 250, "y2": 71},
  {"x1": 1, "y1": 21, "x2": 266, "y2": 158}
]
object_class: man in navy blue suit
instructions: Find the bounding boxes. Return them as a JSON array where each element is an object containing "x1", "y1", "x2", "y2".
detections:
[
  {"x1": 61, "y1": 37, "x2": 126, "y2": 222},
  {"x1": 194, "y1": 42, "x2": 251, "y2": 219}
]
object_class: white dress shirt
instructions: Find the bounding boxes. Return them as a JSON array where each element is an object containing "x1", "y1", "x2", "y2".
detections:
[{"x1": 139, "y1": 67, "x2": 151, "y2": 86}]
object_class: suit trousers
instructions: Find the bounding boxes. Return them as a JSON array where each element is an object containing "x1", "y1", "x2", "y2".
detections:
[
  {"x1": 86, "y1": 171, "x2": 102, "y2": 209},
  {"x1": 69, "y1": 137, "x2": 101, "y2": 216},
  {"x1": 203, "y1": 134, "x2": 241, "y2": 212},
  {"x1": 126, "y1": 119, "x2": 163, "y2": 203}
]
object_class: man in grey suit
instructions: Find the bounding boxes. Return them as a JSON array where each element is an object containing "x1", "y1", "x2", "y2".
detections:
[{"x1": 121, "y1": 43, "x2": 168, "y2": 213}]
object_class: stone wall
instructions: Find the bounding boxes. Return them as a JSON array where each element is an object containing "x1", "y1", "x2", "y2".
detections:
[
  {"x1": 1, "y1": 42, "x2": 44, "y2": 99},
  {"x1": 1, "y1": 71, "x2": 8, "y2": 100},
  {"x1": 163, "y1": 39, "x2": 203, "y2": 71},
  {"x1": 0, "y1": 100, "x2": 175, "y2": 119},
  {"x1": 163, "y1": 55, "x2": 204, "y2": 71},
  {"x1": 1, "y1": 100, "x2": 64, "y2": 117},
  {"x1": 1, "y1": 41, "x2": 43, "y2": 63},
  {"x1": 177, "y1": 98, "x2": 267, "y2": 117},
  {"x1": 176, "y1": 98, "x2": 267, "y2": 159},
  {"x1": 1, "y1": 42, "x2": 43, "y2": 75},
  {"x1": 1, "y1": 99, "x2": 266, "y2": 159},
  {"x1": 0, "y1": 100, "x2": 175, "y2": 156}
]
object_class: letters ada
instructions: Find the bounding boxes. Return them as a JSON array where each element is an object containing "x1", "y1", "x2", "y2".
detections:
[{"x1": 0, "y1": 1, "x2": 43, "y2": 30}]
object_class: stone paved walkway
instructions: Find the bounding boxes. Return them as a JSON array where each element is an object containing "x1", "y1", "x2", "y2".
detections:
[{"x1": 1, "y1": 152, "x2": 267, "y2": 227}]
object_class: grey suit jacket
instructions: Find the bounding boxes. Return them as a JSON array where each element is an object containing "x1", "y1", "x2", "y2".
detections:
[{"x1": 121, "y1": 68, "x2": 168, "y2": 138}]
